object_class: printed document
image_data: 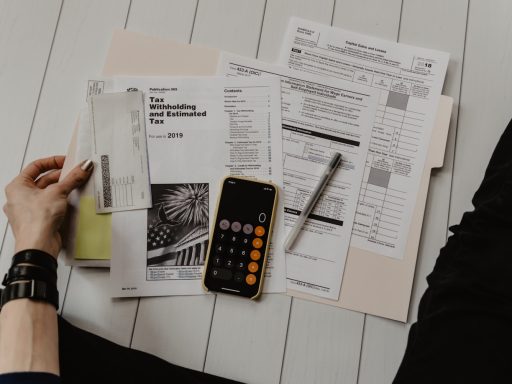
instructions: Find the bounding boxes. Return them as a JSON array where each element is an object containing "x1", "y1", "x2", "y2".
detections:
[
  {"x1": 279, "y1": 18, "x2": 449, "y2": 260},
  {"x1": 219, "y1": 54, "x2": 378, "y2": 300},
  {"x1": 88, "y1": 91, "x2": 152, "y2": 213},
  {"x1": 109, "y1": 76, "x2": 285, "y2": 297}
]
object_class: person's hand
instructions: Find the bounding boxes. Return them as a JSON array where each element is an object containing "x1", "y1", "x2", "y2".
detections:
[{"x1": 3, "y1": 156, "x2": 93, "y2": 258}]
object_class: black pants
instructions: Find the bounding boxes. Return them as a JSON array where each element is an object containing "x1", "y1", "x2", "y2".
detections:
[
  {"x1": 57, "y1": 316, "x2": 242, "y2": 383},
  {"x1": 394, "y1": 120, "x2": 512, "y2": 383}
]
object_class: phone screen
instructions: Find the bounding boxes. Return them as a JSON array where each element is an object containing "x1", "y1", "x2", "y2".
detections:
[{"x1": 203, "y1": 177, "x2": 277, "y2": 298}]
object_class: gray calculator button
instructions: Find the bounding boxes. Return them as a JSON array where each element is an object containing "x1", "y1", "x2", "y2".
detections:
[
  {"x1": 243, "y1": 224, "x2": 253, "y2": 234},
  {"x1": 219, "y1": 219, "x2": 230, "y2": 230},
  {"x1": 231, "y1": 221, "x2": 242, "y2": 232}
]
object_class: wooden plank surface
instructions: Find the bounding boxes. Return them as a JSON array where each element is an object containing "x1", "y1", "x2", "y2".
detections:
[
  {"x1": 62, "y1": 268, "x2": 138, "y2": 346},
  {"x1": 25, "y1": 0, "x2": 133, "y2": 329},
  {"x1": 281, "y1": 299, "x2": 364, "y2": 384},
  {"x1": 191, "y1": 2, "x2": 295, "y2": 383},
  {"x1": 257, "y1": 0, "x2": 335, "y2": 63},
  {"x1": 332, "y1": 0, "x2": 402, "y2": 41},
  {"x1": 400, "y1": 0, "x2": 468, "y2": 318},
  {"x1": 1, "y1": 1, "x2": 494, "y2": 382},
  {"x1": 124, "y1": 0, "x2": 218, "y2": 370},
  {"x1": 192, "y1": 0, "x2": 266, "y2": 58},
  {"x1": 329, "y1": 2, "x2": 404, "y2": 383},
  {"x1": 259, "y1": 1, "x2": 368, "y2": 383},
  {"x1": 449, "y1": 0, "x2": 512, "y2": 227},
  {"x1": 62, "y1": 0, "x2": 214, "y2": 353},
  {"x1": 357, "y1": 1, "x2": 469, "y2": 383},
  {"x1": 126, "y1": 0, "x2": 198, "y2": 42},
  {"x1": 132, "y1": 295, "x2": 216, "y2": 371},
  {"x1": 0, "y1": 0, "x2": 61, "y2": 256},
  {"x1": 205, "y1": 294, "x2": 291, "y2": 384}
]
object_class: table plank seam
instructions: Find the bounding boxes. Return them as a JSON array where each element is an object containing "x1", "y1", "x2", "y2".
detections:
[
  {"x1": 278, "y1": 297, "x2": 294, "y2": 384},
  {"x1": 189, "y1": 0, "x2": 200, "y2": 44},
  {"x1": 129, "y1": 298, "x2": 141, "y2": 348},
  {"x1": 355, "y1": 315, "x2": 367, "y2": 384},
  {"x1": 330, "y1": 0, "x2": 337, "y2": 25},
  {"x1": 255, "y1": 0, "x2": 268, "y2": 57},
  {"x1": 445, "y1": 0, "x2": 471, "y2": 242},
  {"x1": 396, "y1": 0, "x2": 405, "y2": 41},
  {"x1": 124, "y1": 0, "x2": 133, "y2": 29},
  {"x1": 202, "y1": 295, "x2": 218, "y2": 372},
  {"x1": 0, "y1": 0, "x2": 64, "y2": 264}
]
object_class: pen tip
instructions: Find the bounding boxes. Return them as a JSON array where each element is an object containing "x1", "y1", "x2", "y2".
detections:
[{"x1": 329, "y1": 152, "x2": 342, "y2": 168}]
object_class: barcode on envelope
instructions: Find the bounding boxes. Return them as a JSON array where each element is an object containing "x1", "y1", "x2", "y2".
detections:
[{"x1": 101, "y1": 155, "x2": 112, "y2": 208}]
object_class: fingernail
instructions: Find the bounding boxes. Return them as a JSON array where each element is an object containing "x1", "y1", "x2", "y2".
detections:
[{"x1": 81, "y1": 159, "x2": 94, "y2": 172}]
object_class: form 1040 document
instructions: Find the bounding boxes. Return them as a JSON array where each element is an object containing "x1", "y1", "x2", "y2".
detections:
[
  {"x1": 219, "y1": 54, "x2": 379, "y2": 300},
  {"x1": 280, "y1": 18, "x2": 449, "y2": 260}
]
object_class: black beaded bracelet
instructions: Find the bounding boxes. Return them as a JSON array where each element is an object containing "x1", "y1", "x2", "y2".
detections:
[
  {"x1": 12, "y1": 249, "x2": 57, "y2": 272},
  {"x1": 3, "y1": 264, "x2": 57, "y2": 287}
]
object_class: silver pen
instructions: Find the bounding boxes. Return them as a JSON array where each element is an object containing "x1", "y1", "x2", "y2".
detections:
[{"x1": 284, "y1": 152, "x2": 342, "y2": 251}]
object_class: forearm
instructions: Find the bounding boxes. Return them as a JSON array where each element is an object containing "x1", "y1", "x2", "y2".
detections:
[
  {"x1": 0, "y1": 298, "x2": 59, "y2": 375},
  {"x1": 0, "y1": 156, "x2": 92, "y2": 378}
]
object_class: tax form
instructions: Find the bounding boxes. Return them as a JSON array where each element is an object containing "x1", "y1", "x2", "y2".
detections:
[
  {"x1": 219, "y1": 54, "x2": 378, "y2": 300},
  {"x1": 109, "y1": 76, "x2": 286, "y2": 297},
  {"x1": 280, "y1": 18, "x2": 449, "y2": 260}
]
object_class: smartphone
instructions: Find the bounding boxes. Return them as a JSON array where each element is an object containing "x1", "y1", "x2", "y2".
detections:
[{"x1": 203, "y1": 177, "x2": 278, "y2": 299}]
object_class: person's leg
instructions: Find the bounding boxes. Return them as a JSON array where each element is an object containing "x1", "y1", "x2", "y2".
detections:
[
  {"x1": 58, "y1": 316, "x2": 243, "y2": 384},
  {"x1": 394, "y1": 119, "x2": 512, "y2": 383}
]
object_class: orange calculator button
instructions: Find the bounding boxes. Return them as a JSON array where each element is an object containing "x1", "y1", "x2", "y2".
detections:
[
  {"x1": 246, "y1": 274, "x2": 257, "y2": 285},
  {"x1": 254, "y1": 226, "x2": 265, "y2": 237},
  {"x1": 250, "y1": 250, "x2": 261, "y2": 261},
  {"x1": 248, "y1": 262, "x2": 259, "y2": 273},
  {"x1": 252, "y1": 238, "x2": 263, "y2": 249}
]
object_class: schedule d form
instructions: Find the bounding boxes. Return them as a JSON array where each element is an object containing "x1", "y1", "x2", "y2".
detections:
[
  {"x1": 219, "y1": 54, "x2": 378, "y2": 300},
  {"x1": 280, "y1": 18, "x2": 449, "y2": 260}
]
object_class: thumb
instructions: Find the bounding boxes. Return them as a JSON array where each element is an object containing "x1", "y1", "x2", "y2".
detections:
[{"x1": 57, "y1": 159, "x2": 94, "y2": 196}]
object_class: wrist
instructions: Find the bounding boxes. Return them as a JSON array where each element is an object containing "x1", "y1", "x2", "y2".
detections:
[
  {"x1": 15, "y1": 236, "x2": 59, "y2": 259},
  {"x1": 15, "y1": 244, "x2": 58, "y2": 259}
]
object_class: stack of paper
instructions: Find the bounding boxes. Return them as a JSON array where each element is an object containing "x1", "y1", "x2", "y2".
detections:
[
  {"x1": 218, "y1": 53, "x2": 378, "y2": 300},
  {"x1": 109, "y1": 75, "x2": 286, "y2": 296},
  {"x1": 61, "y1": 18, "x2": 450, "y2": 321}
]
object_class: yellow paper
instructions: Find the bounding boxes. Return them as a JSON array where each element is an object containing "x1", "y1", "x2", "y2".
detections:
[{"x1": 74, "y1": 196, "x2": 112, "y2": 260}]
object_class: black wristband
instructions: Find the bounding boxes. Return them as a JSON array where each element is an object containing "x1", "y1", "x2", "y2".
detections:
[
  {"x1": 0, "y1": 280, "x2": 59, "y2": 310},
  {"x1": 3, "y1": 264, "x2": 57, "y2": 287},
  {"x1": 12, "y1": 249, "x2": 57, "y2": 272}
]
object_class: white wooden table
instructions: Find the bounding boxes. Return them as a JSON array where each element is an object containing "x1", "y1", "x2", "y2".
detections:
[{"x1": 0, "y1": 1, "x2": 509, "y2": 382}]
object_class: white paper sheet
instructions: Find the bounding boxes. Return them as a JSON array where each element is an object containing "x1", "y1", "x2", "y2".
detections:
[
  {"x1": 279, "y1": 18, "x2": 449, "y2": 260},
  {"x1": 89, "y1": 91, "x2": 152, "y2": 213},
  {"x1": 109, "y1": 76, "x2": 285, "y2": 297},
  {"x1": 218, "y1": 54, "x2": 378, "y2": 300}
]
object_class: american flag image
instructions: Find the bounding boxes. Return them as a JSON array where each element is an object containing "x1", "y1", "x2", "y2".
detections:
[
  {"x1": 146, "y1": 183, "x2": 209, "y2": 266},
  {"x1": 147, "y1": 219, "x2": 177, "y2": 256}
]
